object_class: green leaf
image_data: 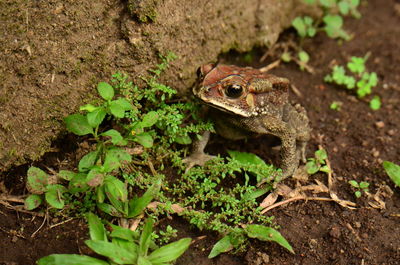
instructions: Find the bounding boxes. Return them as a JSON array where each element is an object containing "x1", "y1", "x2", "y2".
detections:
[
  {"x1": 338, "y1": 1, "x2": 350, "y2": 15},
  {"x1": 87, "y1": 108, "x2": 107, "y2": 128},
  {"x1": 104, "y1": 175, "x2": 128, "y2": 214},
  {"x1": 98, "y1": 82, "x2": 114, "y2": 100},
  {"x1": 139, "y1": 219, "x2": 154, "y2": 256},
  {"x1": 355, "y1": 191, "x2": 362, "y2": 198},
  {"x1": 112, "y1": 237, "x2": 139, "y2": 254},
  {"x1": 148, "y1": 238, "x2": 192, "y2": 263},
  {"x1": 281, "y1": 52, "x2": 292, "y2": 62},
  {"x1": 323, "y1": 15, "x2": 349, "y2": 40},
  {"x1": 134, "y1": 132, "x2": 154, "y2": 148},
  {"x1": 65, "y1": 114, "x2": 94, "y2": 136},
  {"x1": 96, "y1": 184, "x2": 106, "y2": 203},
  {"x1": 369, "y1": 96, "x2": 382, "y2": 110},
  {"x1": 97, "y1": 203, "x2": 123, "y2": 217},
  {"x1": 101, "y1": 129, "x2": 127, "y2": 145},
  {"x1": 306, "y1": 160, "x2": 319, "y2": 175},
  {"x1": 383, "y1": 161, "x2": 400, "y2": 187},
  {"x1": 315, "y1": 149, "x2": 328, "y2": 163},
  {"x1": 86, "y1": 212, "x2": 107, "y2": 241},
  {"x1": 368, "y1": 72, "x2": 378, "y2": 86},
  {"x1": 292, "y1": 17, "x2": 307, "y2": 38},
  {"x1": 347, "y1": 57, "x2": 365, "y2": 74},
  {"x1": 303, "y1": 0, "x2": 316, "y2": 3},
  {"x1": 80, "y1": 104, "x2": 98, "y2": 112},
  {"x1": 78, "y1": 150, "x2": 99, "y2": 172},
  {"x1": 245, "y1": 225, "x2": 294, "y2": 254},
  {"x1": 26, "y1": 167, "x2": 48, "y2": 194},
  {"x1": 85, "y1": 240, "x2": 137, "y2": 264},
  {"x1": 45, "y1": 184, "x2": 67, "y2": 209},
  {"x1": 68, "y1": 173, "x2": 90, "y2": 194},
  {"x1": 24, "y1": 194, "x2": 43, "y2": 210},
  {"x1": 359, "y1": 181, "x2": 370, "y2": 189},
  {"x1": 242, "y1": 186, "x2": 271, "y2": 201},
  {"x1": 348, "y1": 180, "x2": 360, "y2": 188},
  {"x1": 109, "y1": 99, "x2": 132, "y2": 118},
  {"x1": 174, "y1": 135, "x2": 192, "y2": 145},
  {"x1": 298, "y1": 51, "x2": 310, "y2": 63},
  {"x1": 58, "y1": 170, "x2": 76, "y2": 181},
  {"x1": 138, "y1": 256, "x2": 153, "y2": 265},
  {"x1": 319, "y1": 0, "x2": 335, "y2": 7},
  {"x1": 141, "y1": 111, "x2": 159, "y2": 127},
  {"x1": 103, "y1": 148, "x2": 132, "y2": 172},
  {"x1": 208, "y1": 235, "x2": 234, "y2": 258},
  {"x1": 128, "y1": 179, "x2": 161, "y2": 218},
  {"x1": 86, "y1": 167, "x2": 105, "y2": 187},
  {"x1": 110, "y1": 224, "x2": 139, "y2": 242},
  {"x1": 37, "y1": 254, "x2": 109, "y2": 265},
  {"x1": 114, "y1": 98, "x2": 133, "y2": 111},
  {"x1": 227, "y1": 150, "x2": 266, "y2": 166}
]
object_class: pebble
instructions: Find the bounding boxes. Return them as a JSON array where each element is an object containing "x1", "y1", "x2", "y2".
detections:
[
  {"x1": 375, "y1": 121, "x2": 385, "y2": 128},
  {"x1": 329, "y1": 226, "x2": 341, "y2": 239}
]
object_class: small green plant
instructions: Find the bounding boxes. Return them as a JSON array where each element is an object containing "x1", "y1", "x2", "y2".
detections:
[
  {"x1": 348, "y1": 180, "x2": 369, "y2": 198},
  {"x1": 287, "y1": 0, "x2": 360, "y2": 70},
  {"x1": 306, "y1": 149, "x2": 331, "y2": 175},
  {"x1": 153, "y1": 225, "x2": 178, "y2": 245},
  {"x1": 383, "y1": 161, "x2": 400, "y2": 188},
  {"x1": 330, "y1": 101, "x2": 343, "y2": 110},
  {"x1": 292, "y1": 16, "x2": 317, "y2": 39},
  {"x1": 26, "y1": 52, "x2": 292, "y2": 261},
  {"x1": 37, "y1": 213, "x2": 191, "y2": 265},
  {"x1": 324, "y1": 55, "x2": 380, "y2": 110},
  {"x1": 293, "y1": 0, "x2": 361, "y2": 41}
]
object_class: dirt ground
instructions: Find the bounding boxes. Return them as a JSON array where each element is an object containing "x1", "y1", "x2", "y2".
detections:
[{"x1": 1, "y1": 0, "x2": 400, "y2": 264}]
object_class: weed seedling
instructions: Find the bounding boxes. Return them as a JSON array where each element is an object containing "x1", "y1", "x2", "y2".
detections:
[
  {"x1": 324, "y1": 54, "x2": 380, "y2": 110},
  {"x1": 306, "y1": 149, "x2": 331, "y2": 175},
  {"x1": 330, "y1": 101, "x2": 343, "y2": 111},
  {"x1": 348, "y1": 180, "x2": 369, "y2": 198}
]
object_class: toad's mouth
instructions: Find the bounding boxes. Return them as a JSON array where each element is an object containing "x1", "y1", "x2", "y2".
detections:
[{"x1": 198, "y1": 96, "x2": 252, "y2": 118}]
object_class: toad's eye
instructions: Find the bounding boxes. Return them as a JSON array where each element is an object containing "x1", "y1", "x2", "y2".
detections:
[{"x1": 225, "y1": 84, "x2": 243, "y2": 98}]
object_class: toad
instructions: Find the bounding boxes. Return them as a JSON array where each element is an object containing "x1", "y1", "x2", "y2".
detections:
[{"x1": 184, "y1": 64, "x2": 311, "y2": 178}]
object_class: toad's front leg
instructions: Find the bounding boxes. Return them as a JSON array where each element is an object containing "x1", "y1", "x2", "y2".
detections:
[{"x1": 182, "y1": 131, "x2": 216, "y2": 170}]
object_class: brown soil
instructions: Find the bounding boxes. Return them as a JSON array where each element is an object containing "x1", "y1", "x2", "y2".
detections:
[{"x1": 1, "y1": 0, "x2": 400, "y2": 265}]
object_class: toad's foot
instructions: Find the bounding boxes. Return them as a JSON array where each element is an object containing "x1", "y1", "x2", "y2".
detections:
[{"x1": 182, "y1": 152, "x2": 216, "y2": 171}]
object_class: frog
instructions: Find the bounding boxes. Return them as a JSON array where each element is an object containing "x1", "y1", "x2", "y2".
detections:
[{"x1": 184, "y1": 63, "x2": 311, "y2": 179}]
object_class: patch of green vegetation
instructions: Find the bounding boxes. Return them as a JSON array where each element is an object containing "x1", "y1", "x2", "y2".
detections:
[
  {"x1": 288, "y1": 0, "x2": 361, "y2": 69},
  {"x1": 348, "y1": 180, "x2": 369, "y2": 198},
  {"x1": 324, "y1": 54, "x2": 380, "y2": 110},
  {"x1": 383, "y1": 161, "x2": 400, "y2": 188},
  {"x1": 306, "y1": 149, "x2": 331, "y2": 175},
  {"x1": 128, "y1": 0, "x2": 159, "y2": 23},
  {"x1": 330, "y1": 101, "x2": 343, "y2": 111},
  {"x1": 27, "y1": 52, "x2": 290, "y2": 261},
  {"x1": 37, "y1": 213, "x2": 191, "y2": 265}
]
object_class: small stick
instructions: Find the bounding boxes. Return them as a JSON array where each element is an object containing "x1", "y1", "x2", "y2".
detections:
[
  {"x1": 49, "y1": 218, "x2": 75, "y2": 229},
  {"x1": 261, "y1": 196, "x2": 335, "y2": 214},
  {"x1": 31, "y1": 214, "x2": 47, "y2": 238},
  {"x1": 259, "y1": 59, "x2": 281, "y2": 73}
]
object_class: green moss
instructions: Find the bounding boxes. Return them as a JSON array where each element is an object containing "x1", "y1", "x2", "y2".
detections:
[{"x1": 128, "y1": 0, "x2": 159, "y2": 23}]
